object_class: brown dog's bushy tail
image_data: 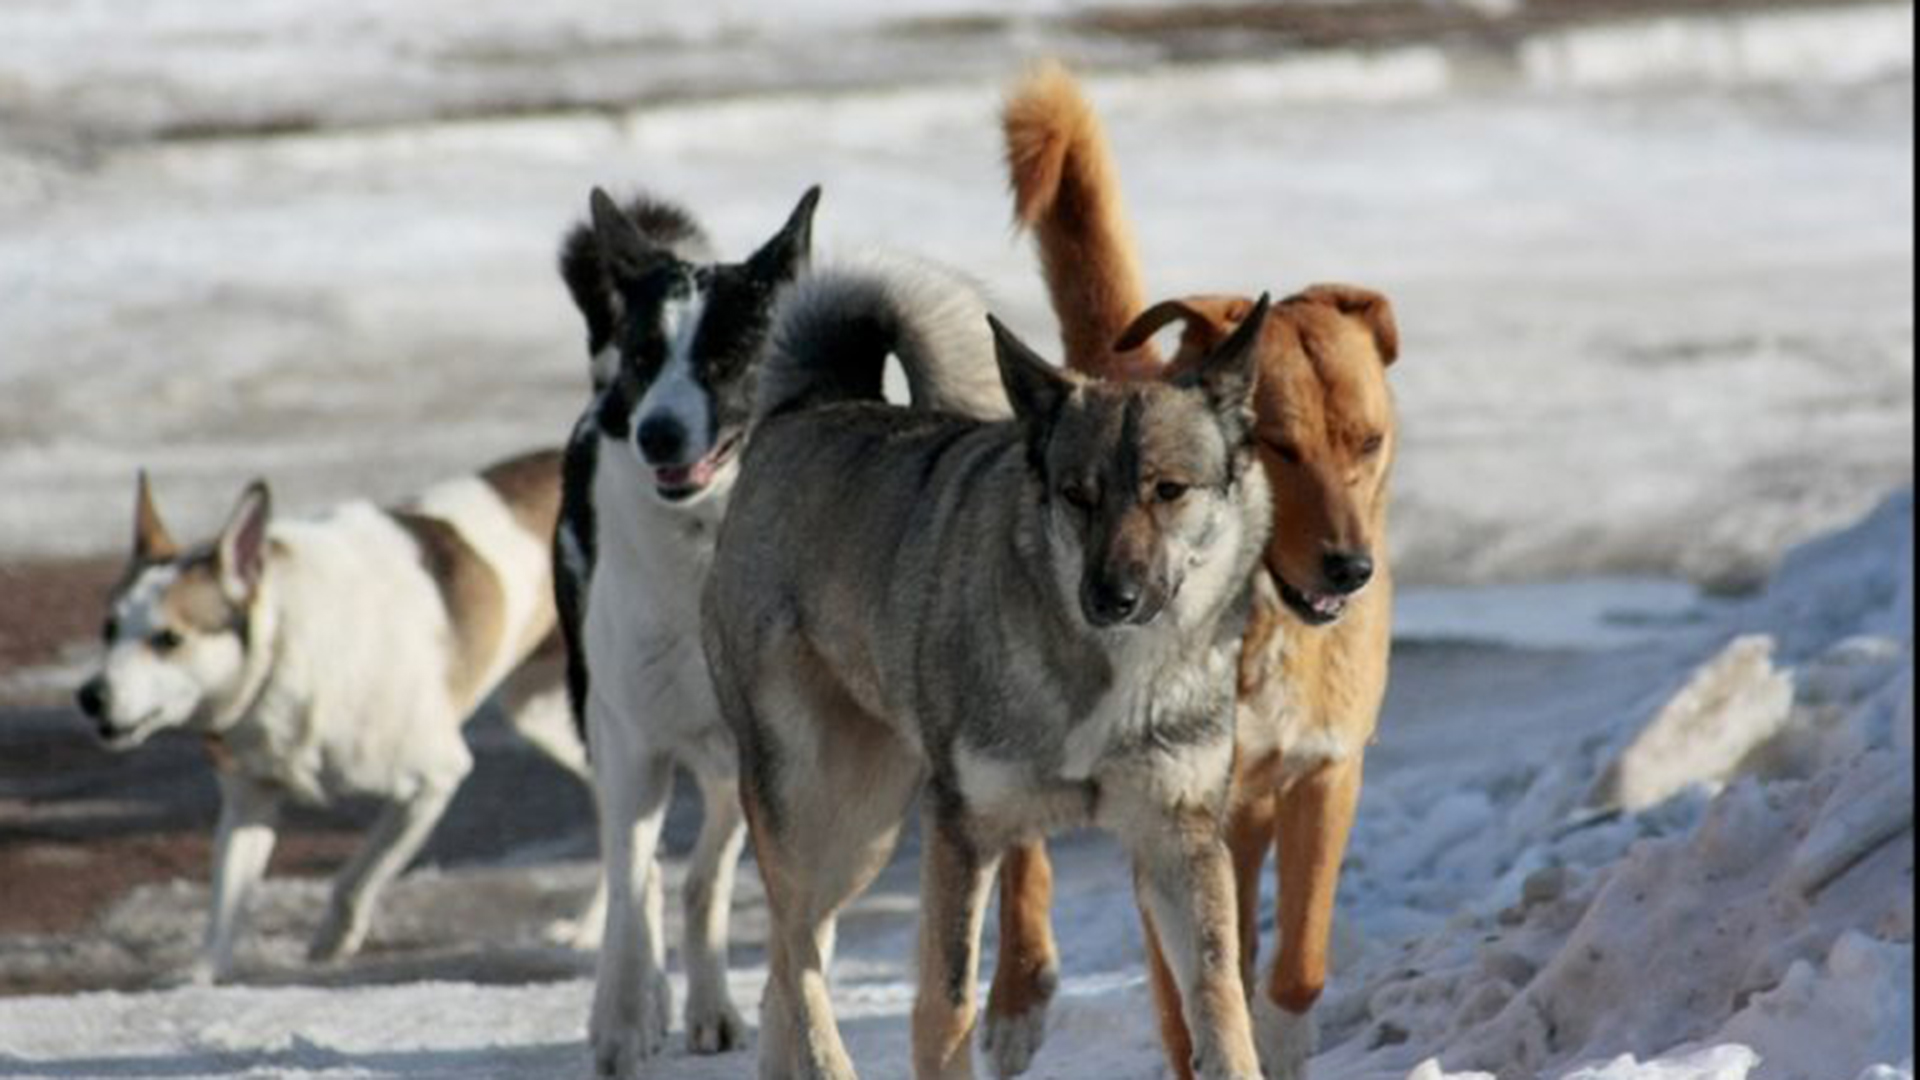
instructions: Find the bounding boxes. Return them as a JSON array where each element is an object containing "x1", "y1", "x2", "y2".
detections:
[{"x1": 1003, "y1": 62, "x2": 1161, "y2": 381}]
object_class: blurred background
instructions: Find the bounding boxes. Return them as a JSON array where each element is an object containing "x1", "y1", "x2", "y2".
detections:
[{"x1": 0, "y1": 0, "x2": 1912, "y2": 1011}]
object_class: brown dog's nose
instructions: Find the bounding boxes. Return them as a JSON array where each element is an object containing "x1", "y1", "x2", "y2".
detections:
[{"x1": 1323, "y1": 551, "x2": 1374, "y2": 594}]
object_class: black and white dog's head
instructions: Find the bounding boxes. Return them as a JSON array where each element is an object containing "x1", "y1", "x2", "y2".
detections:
[
  {"x1": 559, "y1": 186, "x2": 819, "y2": 506},
  {"x1": 75, "y1": 474, "x2": 271, "y2": 750}
]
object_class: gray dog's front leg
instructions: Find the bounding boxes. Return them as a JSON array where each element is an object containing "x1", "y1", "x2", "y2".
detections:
[{"x1": 1129, "y1": 812, "x2": 1261, "y2": 1080}]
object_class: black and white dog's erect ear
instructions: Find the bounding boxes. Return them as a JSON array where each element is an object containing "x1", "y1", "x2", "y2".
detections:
[
  {"x1": 215, "y1": 480, "x2": 272, "y2": 602},
  {"x1": 589, "y1": 188, "x2": 668, "y2": 283},
  {"x1": 746, "y1": 185, "x2": 822, "y2": 284}
]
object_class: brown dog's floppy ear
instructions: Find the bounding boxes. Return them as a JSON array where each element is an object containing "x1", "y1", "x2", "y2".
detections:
[
  {"x1": 133, "y1": 470, "x2": 177, "y2": 562},
  {"x1": 1114, "y1": 295, "x2": 1257, "y2": 360},
  {"x1": 1298, "y1": 284, "x2": 1399, "y2": 367}
]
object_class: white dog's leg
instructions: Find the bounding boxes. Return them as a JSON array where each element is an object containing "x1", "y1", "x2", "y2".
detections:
[
  {"x1": 589, "y1": 697, "x2": 676, "y2": 1080},
  {"x1": 189, "y1": 772, "x2": 281, "y2": 985},
  {"x1": 309, "y1": 777, "x2": 461, "y2": 963},
  {"x1": 683, "y1": 761, "x2": 747, "y2": 1053}
]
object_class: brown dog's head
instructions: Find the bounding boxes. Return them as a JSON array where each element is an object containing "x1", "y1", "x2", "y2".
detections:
[{"x1": 1117, "y1": 285, "x2": 1398, "y2": 627}]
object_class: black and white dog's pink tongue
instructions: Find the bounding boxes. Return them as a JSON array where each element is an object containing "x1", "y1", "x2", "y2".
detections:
[{"x1": 654, "y1": 453, "x2": 720, "y2": 490}]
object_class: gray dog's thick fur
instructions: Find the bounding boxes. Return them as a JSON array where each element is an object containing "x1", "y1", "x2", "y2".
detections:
[{"x1": 704, "y1": 261, "x2": 1276, "y2": 1079}]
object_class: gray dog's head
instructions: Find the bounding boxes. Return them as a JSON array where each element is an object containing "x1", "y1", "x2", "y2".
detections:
[
  {"x1": 988, "y1": 296, "x2": 1270, "y2": 631},
  {"x1": 74, "y1": 474, "x2": 270, "y2": 750}
]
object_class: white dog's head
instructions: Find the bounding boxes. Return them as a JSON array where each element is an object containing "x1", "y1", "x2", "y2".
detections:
[{"x1": 74, "y1": 475, "x2": 271, "y2": 751}]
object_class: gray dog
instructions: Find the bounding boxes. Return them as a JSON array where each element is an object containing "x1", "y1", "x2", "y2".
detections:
[{"x1": 703, "y1": 258, "x2": 1275, "y2": 1080}]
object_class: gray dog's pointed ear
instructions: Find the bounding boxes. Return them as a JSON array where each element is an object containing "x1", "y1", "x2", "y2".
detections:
[
  {"x1": 988, "y1": 314, "x2": 1073, "y2": 424},
  {"x1": 1190, "y1": 292, "x2": 1269, "y2": 420},
  {"x1": 133, "y1": 470, "x2": 178, "y2": 562},
  {"x1": 589, "y1": 188, "x2": 662, "y2": 280},
  {"x1": 747, "y1": 185, "x2": 822, "y2": 283},
  {"x1": 215, "y1": 480, "x2": 272, "y2": 602}
]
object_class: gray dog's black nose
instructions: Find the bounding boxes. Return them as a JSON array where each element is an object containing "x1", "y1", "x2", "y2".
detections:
[
  {"x1": 75, "y1": 677, "x2": 109, "y2": 720},
  {"x1": 1323, "y1": 550, "x2": 1375, "y2": 594},
  {"x1": 1085, "y1": 579, "x2": 1143, "y2": 626},
  {"x1": 635, "y1": 415, "x2": 688, "y2": 465}
]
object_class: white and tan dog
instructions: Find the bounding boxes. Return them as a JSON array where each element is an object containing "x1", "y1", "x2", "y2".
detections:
[{"x1": 75, "y1": 454, "x2": 587, "y2": 984}]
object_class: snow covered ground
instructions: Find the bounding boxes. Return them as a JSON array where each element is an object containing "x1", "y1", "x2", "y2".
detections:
[
  {"x1": 0, "y1": 2, "x2": 1913, "y2": 1079},
  {"x1": 0, "y1": 493, "x2": 1908, "y2": 1079}
]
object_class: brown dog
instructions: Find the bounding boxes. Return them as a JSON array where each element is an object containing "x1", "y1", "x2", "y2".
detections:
[{"x1": 985, "y1": 63, "x2": 1400, "y2": 1080}]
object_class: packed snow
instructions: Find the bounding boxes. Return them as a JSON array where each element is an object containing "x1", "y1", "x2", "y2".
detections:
[
  {"x1": 0, "y1": 496, "x2": 1908, "y2": 1079},
  {"x1": 0, "y1": 2, "x2": 1913, "y2": 1079}
]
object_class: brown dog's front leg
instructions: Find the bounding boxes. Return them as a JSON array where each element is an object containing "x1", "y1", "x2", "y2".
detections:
[
  {"x1": 983, "y1": 839, "x2": 1060, "y2": 1076},
  {"x1": 1259, "y1": 755, "x2": 1365, "y2": 1080}
]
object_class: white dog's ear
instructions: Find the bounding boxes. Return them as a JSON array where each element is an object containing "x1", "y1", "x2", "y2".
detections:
[
  {"x1": 133, "y1": 470, "x2": 178, "y2": 562},
  {"x1": 215, "y1": 480, "x2": 272, "y2": 602},
  {"x1": 988, "y1": 314, "x2": 1073, "y2": 425}
]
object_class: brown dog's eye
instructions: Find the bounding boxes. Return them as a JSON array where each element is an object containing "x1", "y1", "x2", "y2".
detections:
[
  {"x1": 1268, "y1": 442, "x2": 1303, "y2": 466},
  {"x1": 149, "y1": 629, "x2": 183, "y2": 653},
  {"x1": 1361, "y1": 434, "x2": 1386, "y2": 456},
  {"x1": 1155, "y1": 481, "x2": 1189, "y2": 503}
]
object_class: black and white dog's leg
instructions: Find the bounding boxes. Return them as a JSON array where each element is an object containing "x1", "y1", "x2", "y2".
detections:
[
  {"x1": 588, "y1": 696, "x2": 676, "y2": 1079},
  {"x1": 682, "y1": 757, "x2": 748, "y2": 1053},
  {"x1": 309, "y1": 766, "x2": 466, "y2": 964},
  {"x1": 187, "y1": 772, "x2": 281, "y2": 985}
]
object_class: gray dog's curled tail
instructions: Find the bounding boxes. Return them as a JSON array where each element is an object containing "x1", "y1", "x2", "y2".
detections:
[{"x1": 757, "y1": 255, "x2": 1012, "y2": 422}]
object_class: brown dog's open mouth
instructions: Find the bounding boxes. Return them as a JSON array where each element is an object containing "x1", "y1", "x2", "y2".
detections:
[
  {"x1": 1277, "y1": 576, "x2": 1352, "y2": 627},
  {"x1": 652, "y1": 431, "x2": 742, "y2": 501}
]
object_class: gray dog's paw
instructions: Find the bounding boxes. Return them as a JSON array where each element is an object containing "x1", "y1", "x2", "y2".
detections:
[{"x1": 1252, "y1": 995, "x2": 1317, "y2": 1080}]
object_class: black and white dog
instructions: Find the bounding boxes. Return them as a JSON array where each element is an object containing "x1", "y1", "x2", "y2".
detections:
[{"x1": 552, "y1": 184, "x2": 819, "y2": 1075}]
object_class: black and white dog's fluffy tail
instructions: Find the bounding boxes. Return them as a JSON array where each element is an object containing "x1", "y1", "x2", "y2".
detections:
[{"x1": 758, "y1": 256, "x2": 1012, "y2": 423}]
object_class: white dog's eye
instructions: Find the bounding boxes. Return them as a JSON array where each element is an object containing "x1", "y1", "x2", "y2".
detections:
[{"x1": 149, "y1": 629, "x2": 184, "y2": 653}]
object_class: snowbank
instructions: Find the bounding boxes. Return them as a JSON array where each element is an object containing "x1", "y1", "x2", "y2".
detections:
[{"x1": 1317, "y1": 491, "x2": 1914, "y2": 1080}]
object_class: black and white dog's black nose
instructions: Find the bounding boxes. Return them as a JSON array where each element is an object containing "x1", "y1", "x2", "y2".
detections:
[
  {"x1": 75, "y1": 677, "x2": 109, "y2": 720},
  {"x1": 635, "y1": 415, "x2": 688, "y2": 465}
]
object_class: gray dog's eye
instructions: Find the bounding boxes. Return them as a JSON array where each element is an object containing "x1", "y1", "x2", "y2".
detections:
[
  {"x1": 1060, "y1": 483, "x2": 1097, "y2": 512},
  {"x1": 1155, "y1": 481, "x2": 1189, "y2": 503}
]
